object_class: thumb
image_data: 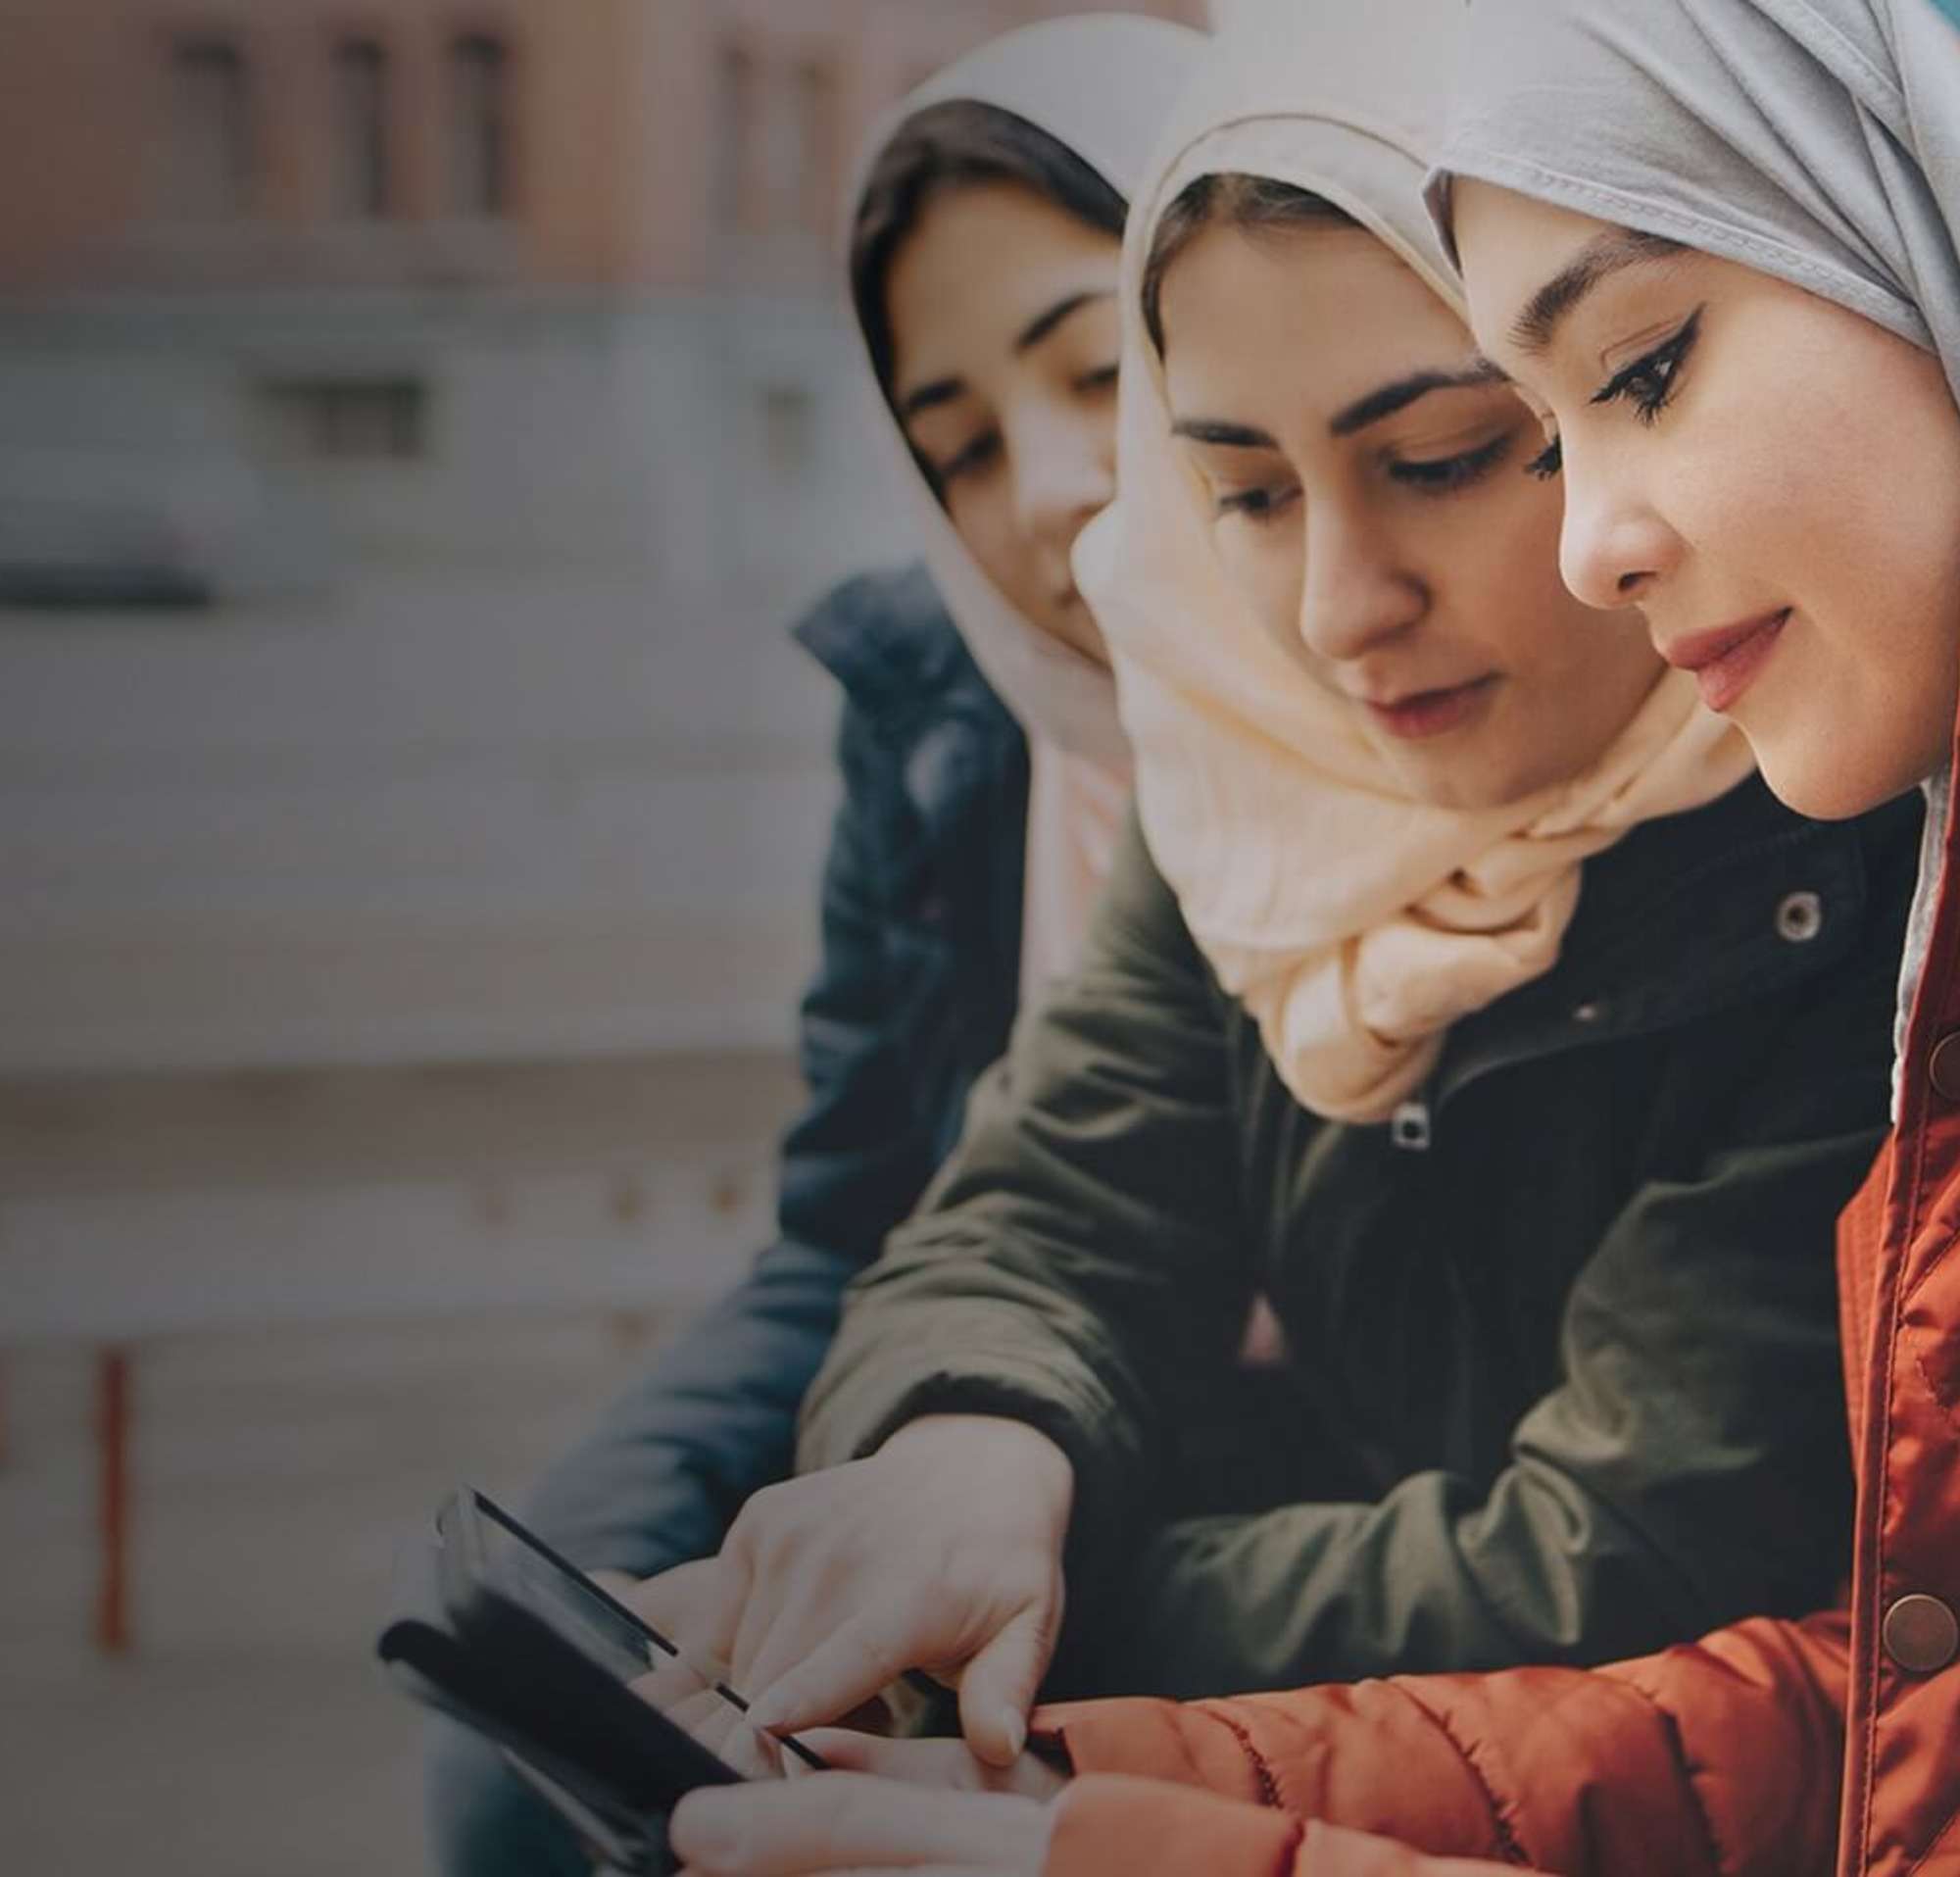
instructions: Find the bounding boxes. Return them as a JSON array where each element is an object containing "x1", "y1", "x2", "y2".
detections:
[{"x1": 956, "y1": 1600, "x2": 1054, "y2": 1768}]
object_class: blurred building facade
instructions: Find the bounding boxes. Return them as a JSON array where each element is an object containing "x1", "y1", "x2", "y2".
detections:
[{"x1": 0, "y1": 0, "x2": 1199, "y2": 1073}]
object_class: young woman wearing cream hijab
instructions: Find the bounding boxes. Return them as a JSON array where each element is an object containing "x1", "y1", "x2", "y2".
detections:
[
  {"x1": 658, "y1": 6, "x2": 1920, "y2": 1866},
  {"x1": 424, "y1": 19, "x2": 1200, "y2": 1876}
]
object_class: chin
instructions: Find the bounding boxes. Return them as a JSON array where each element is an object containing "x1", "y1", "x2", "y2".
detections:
[{"x1": 1756, "y1": 744, "x2": 1922, "y2": 823}]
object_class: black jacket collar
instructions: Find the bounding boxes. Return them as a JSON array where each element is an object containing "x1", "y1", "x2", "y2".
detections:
[{"x1": 1433, "y1": 775, "x2": 1922, "y2": 1112}]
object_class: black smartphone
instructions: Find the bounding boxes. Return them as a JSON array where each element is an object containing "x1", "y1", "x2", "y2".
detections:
[{"x1": 379, "y1": 1489, "x2": 821, "y2": 1866}]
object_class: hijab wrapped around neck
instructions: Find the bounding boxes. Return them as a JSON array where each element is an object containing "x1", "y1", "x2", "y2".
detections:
[
  {"x1": 1074, "y1": 0, "x2": 1752, "y2": 1124},
  {"x1": 842, "y1": 16, "x2": 1200, "y2": 994}
]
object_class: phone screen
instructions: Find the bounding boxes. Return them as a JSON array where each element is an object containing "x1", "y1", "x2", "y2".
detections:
[{"x1": 475, "y1": 1496, "x2": 666, "y2": 1681}]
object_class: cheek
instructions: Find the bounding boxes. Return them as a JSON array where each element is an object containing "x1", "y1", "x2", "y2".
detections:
[
  {"x1": 948, "y1": 485, "x2": 1036, "y2": 607},
  {"x1": 1445, "y1": 477, "x2": 1577, "y2": 642},
  {"x1": 1214, "y1": 529, "x2": 1304, "y2": 652},
  {"x1": 1690, "y1": 367, "x2": 1960, "y2": 661},
  {"x1": 1451, "y1": 482, "x2": 1661, "y2": 718}
]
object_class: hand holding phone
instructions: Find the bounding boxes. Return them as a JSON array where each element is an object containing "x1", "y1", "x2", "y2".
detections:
[{"x1": 378, "y1": 1490, "x2": 822, "y2": 1871}]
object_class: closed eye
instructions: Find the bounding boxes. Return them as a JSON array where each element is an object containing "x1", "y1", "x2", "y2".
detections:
[
  {"x1": 1387, "y1": 432, "x2": 1514, "y2": 496},
  {"x1": 1215, "y1": 480, "x2": 1299, "y2": 524},
  {"x1": 935, "y1": 428, "x2": 1004, "y2": 484}
]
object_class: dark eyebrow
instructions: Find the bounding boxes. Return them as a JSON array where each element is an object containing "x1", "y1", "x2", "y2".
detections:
[
  {"x1": 1014, "y1": 289, "x2": 1109, "y2": 355},
  {"x1": 1168, "y1": 417, "x2": 1280, "y2": 449},
  {"x1": 898, "y1": 375, "x2": 964, "y2": 420},
  {"x1": 1327, "y1": 359, "x2": 1511, "y2": 437},
  {"x1": 1511, "y1": 229, "x2": 1686, "y2": 357}
]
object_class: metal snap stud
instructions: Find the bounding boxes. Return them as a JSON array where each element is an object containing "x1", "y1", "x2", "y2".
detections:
[
  {"x1": 1775, "y1": 891, "x2": 1824, "y2": 944},
  {"x1": 1884, "y1": 1594, "x2": 1959, "y2": 1674}
]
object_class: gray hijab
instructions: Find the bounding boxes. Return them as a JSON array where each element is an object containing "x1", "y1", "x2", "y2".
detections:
[
  {"x1": 1429, "y1": 0, "x2": 1960, "y2": 403},
  {"x1": 1429, "y1": 0, "x2": 1960, "y2": 1097}
]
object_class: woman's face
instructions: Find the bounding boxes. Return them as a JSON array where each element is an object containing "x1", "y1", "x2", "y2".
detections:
[
  {"x1": 885, "y1": 181, "x2": 1122, "y2": 663},
  {"x1": 1453, "y1": 181, "x2": 1960, "y2": 821},
  {"x1": 1158, "y1": 217, "x2": 1662, "y2": 812}
]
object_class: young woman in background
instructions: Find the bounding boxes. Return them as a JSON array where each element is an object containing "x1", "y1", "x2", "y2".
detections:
[{"x1": 425, "y1": 19, "x2": 1201, "y2": 1874}]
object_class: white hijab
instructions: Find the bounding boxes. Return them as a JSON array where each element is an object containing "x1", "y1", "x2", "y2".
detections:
[
  {"x1": 842, "y1": 18, "x2": 1202, "y2": 996},
  {"x1": 1075, "y1": 0, "x2": 1754, "y2": 1123}
]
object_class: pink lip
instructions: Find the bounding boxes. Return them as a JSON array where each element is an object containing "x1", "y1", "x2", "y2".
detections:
[
  {"x1": 1364, "y1": 674, "x2": 1500, "y2": 741},
  {"x1": 1660, "y1": 609, "x2": 1790, "y2": 714}
]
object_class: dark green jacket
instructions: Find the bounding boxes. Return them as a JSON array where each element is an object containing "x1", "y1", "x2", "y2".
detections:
[{"x1": 800, "y1": 778, "x2": 1921, "y2": 1700}]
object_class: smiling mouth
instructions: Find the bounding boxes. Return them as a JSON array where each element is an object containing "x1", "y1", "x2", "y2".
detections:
[
  {"x1": 1364, "y1": 674, "x2": 1501, "y2": 741},
  {"x1": 1661, "y1": 609, "x2": 1791, "y2": 715}
]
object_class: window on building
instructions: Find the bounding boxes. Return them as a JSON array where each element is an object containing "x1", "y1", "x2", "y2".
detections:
[
  {"x1": 717, "y1": 43, "x2": 761, "y2": 229},
  {"x1": 263, "y1": 379, "x2": 429, "y2": 462},
  {"x1": 753, "y1": 57, "x2": 813, "y2": 232},
  {"x1": 719, "y1": 43, "x2": 836, "y2": 237},
  {"x1": 793, "y1": 58, "x2": 837, "y2": 234},
  {"x1": 448, "y1": 33, "x2": 512, "y2": 218},
  {"x1": 332, "y1": 39, "x2": 390, "y2": 218},
  {"x1": 170, "y1": 37, "x2": 251, "y2": 219},
  {"x1": 760, "y1": 384, "x2": 814, "y2": 484}
]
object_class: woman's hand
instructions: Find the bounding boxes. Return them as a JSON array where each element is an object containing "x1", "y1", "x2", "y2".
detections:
[
  {"x1": 707, "y1": 1415, "x2": 1075, "y2": 1764},
  {"x1": 670, "y1": 1771, "x2": 1055, "y2": 1876},
  {"x1": 796, "y1": 1729, "x2": 1068, "y2": 1800}
]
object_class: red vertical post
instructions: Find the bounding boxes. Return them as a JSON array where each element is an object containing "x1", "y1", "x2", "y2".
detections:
[{"x1": 96, "y1": 1346, "x2": 132, "y2": 1655}]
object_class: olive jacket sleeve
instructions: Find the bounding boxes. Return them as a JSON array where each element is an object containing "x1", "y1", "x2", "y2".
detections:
[{"x1": 797, "y1": 809, "x2": 1256, "y2": 1557}]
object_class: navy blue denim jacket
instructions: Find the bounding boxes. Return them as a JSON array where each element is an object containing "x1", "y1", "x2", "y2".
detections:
[{"x1": 523, "y1": 563, "x2": 1030, "y2": 1575}]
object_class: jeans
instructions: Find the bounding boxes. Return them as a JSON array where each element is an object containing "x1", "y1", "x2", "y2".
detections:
[{"x1": 424, "y1": 1716, "x2": 592, "y2": 1877}]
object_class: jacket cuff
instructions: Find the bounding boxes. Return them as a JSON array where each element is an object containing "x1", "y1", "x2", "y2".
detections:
[
  {"x1": 1046, "y1": 1775, "x2": 1301, "y2": 1877},
  {"x1": 1031, "y1": 1700, "x2": 1271, "y2": 1803},
  {"x1": 799, "y1": 1355, "x2": 1149, "y2": 1569}
]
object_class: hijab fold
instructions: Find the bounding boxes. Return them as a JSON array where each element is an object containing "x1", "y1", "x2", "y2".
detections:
[{"x1": 1075, "y1": 0, "x2": 1752, "y2": 1124}]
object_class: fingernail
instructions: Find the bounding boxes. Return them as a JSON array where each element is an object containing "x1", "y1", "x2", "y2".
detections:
[
  {"x1": 745, "y1": 1687, "x2": 785, "y2": 1733},
  {"x1": 1002, "y1": 1711, "x2": 1026, "y2": 1759}
]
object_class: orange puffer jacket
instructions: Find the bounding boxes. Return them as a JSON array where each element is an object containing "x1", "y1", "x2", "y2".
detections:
[{"x1": 1032, "y1": 782, "x2": 1960, "y2": 1877}]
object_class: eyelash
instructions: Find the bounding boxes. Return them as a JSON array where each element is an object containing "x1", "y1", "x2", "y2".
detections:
[
  {"x1": 1522, "y1": 306, "x2": 1704, "y2": 483},
  {"x1": 937, "y1": 431, "x2": 1001, "y2": 485},
  {"x1": 1387, "y1": 432, "x2": 1513, "y2": 497},
  {"x1": 1217, "y1": 433, "x2": 1513, "y2": 522},
  {"x1": 1216, "y1": 482, "x2": 1298, "y2": 524}
]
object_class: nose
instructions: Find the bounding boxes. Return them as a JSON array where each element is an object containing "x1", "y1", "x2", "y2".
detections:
[
  {"x1": 1557, "y1": 444, "x2": 1680, "y2": 612},
  {"x1": 1010, "y1": 397, "x2": 1116, "y2": 565},
  {"x1": 1297, "y1": 495, "x2": 1423, "y2": 666}
]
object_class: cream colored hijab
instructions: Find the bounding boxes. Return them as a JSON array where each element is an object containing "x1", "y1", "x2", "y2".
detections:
[
  {"x1": 1075, "y1": 0, "x2": 1754, "y2": 1123},
  {"x1": 842, "y1": 18, "x2": 1202, "y2": 996}
]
